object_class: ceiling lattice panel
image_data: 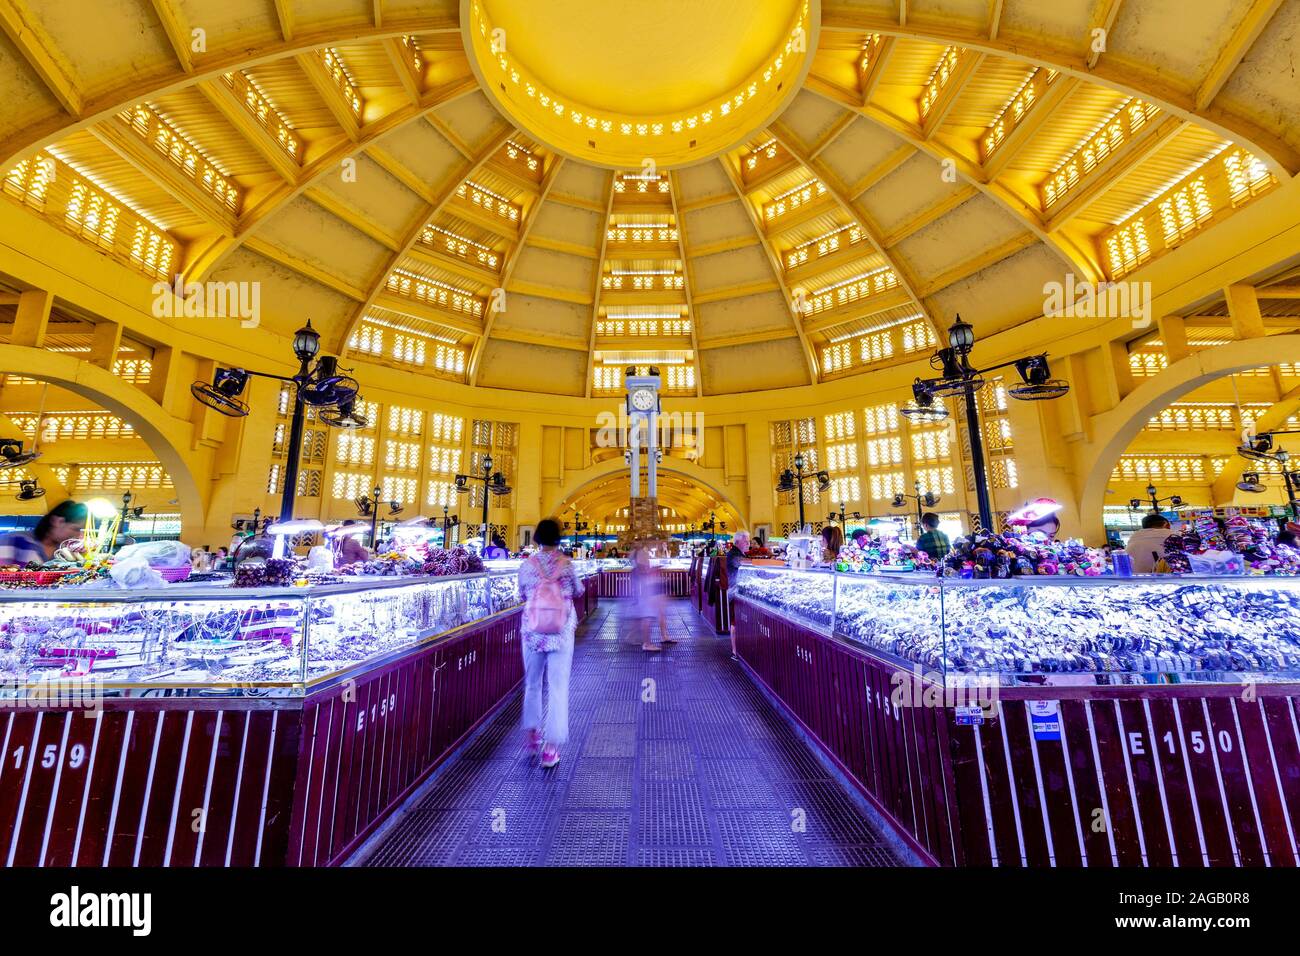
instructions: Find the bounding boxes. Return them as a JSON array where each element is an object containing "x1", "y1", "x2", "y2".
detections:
[{"x1": 0, "y1": 0, "x2": 1293, "y2": 396}]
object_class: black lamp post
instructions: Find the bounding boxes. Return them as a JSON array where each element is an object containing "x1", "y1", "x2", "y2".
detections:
[
  {"x1": 701, "y1": 511, "x2": 727, "y2": 549},
  {"x1": 119, "y1": 491, "x2": 146, "y2": 538},
  {"x1": 1129, "y1": 483, "x2": 1183, "y2": 516},
  {"x1": 1284, "y1": 468, "x2": 1300, "y2": 520},
  {"x1": 776, "y1": 450, "x2": 830, "y2": 530},
  {"x1": 826, "y1": 502, "x2": 863, "y2": 526},
  {"x1": 355, "y1": 484, "x2": 402, "y2": 547},
  {"x1": 232, "y1": 507, "x2": 267, "y2": 536},
  {"x1": 191, "y1": 320, "x2": 367, "y2": 522},
  {"x1": 890, "y1": 479, "x2": 941, "y2": 526},
  {"x1": 455, "y1": 453, "x2": 511, "y2": 547},
  {"x1": 439, "y1": 505, "x2": 460, "y2": 545},
  {"x1": 901, "y1": 314, "x2": 1069, "y2": 533},
  {"x1": 564, "y1": 508, "x2": 590, "y2": 544}
]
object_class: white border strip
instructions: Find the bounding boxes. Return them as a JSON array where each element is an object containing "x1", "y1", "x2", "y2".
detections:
[
  {"x1": 999, "y1": 715, "x2": 1028, "y2": 866},
  {"x1": 1113, "y1": 700, "x2": 1149, "y2": 867},
  {"x1": 1142, "y1": 700, "x2": 1179, "y2": 866},
  {"x1": 1230, "y1": 698, "x2": 1270, "y2": 867},
  {"x1": 162, "y1": 710, "x2": 194, "y2": 867},
  {"x1": 1084, "y1": 702, "x2": 1119, "y2": 867},
  {"x1": 102, "y1": 711, "x2": 134, "y2": 866},
  {"x1": 224, "y1": 711, "x2": 251, "y2": 868},
  {"x1": 1202, "y1": 698, "x2": 1241, "y2": 867},
  {"x1": 132, "y1": 712, "x2": 166, "y2": 867},
  {"x1": 1257, "y1": 698, "x2": 1298, "y2": 867},
  {"x1": 194, "y1": 711, "x2": 223, "y2": 867},
  {"x1": 972, "y1": 724, "x2": 999, "y2": 865},
  {"x1": 71, "y1": 712, "x2": 104, "y2": 866},
  {"x1": 1171, "y1": 699, "x2": 1210, "y2": 866},
  {"x1": 36, "y1": 712, "x2": 72, "y2": 867},
  {"x1": 6, "y1": 712, "x2": 44, "y2": 866}
]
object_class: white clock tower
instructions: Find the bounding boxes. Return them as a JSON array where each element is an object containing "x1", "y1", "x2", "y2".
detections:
[{"x1": 624, "y1": 367, "x2": 661, "y2": 539}]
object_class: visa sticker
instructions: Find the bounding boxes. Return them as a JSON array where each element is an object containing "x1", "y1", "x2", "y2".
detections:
[{"x1": 955, "y1": 705, "x2": 984, "y2": 726}]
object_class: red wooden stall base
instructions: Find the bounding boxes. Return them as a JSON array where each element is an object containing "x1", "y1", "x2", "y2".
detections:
[
  {"x1": 688, "y1": 555, "x2": 729, "y2": 634},
  {"x1": 0, "y1": 599, "x2": 593, "y2": 868},
  {"x1": 732, "y1": 595, "x2": 1300, "y2": 868}
]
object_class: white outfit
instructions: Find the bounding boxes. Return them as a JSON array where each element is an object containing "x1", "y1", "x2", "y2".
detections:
[
  {"x1": 517, "y1": 551, "x2": 579, "y2": 745},
  {"x1": 1124, "y1": 527, "x2": 1173, "y2": 573},
  {"x1": 522, "y1": 640, "x2": 573, "y2": 745}
]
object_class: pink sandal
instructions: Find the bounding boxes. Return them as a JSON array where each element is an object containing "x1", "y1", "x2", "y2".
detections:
[
  {"x1": 524, "y1": 728, "x2": 542, "y2": 754},
  {"x1": 540, "y1": 743, "x2": 560, "y2": 768}
]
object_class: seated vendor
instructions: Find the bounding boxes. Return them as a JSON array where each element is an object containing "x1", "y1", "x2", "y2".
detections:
[
  {"x1": 335, "y1": 519, "x2": 371, "y2": 566},
  {"x1": 818, "y1": 525, "x2": 844, "y2": 567},
  {"x1": 483, "y1": 534, "x2": 510, "y2": 559},
  {"x1": 1124, "y1": 514, "x2": 1172, "y2": 573},
  {"x1": 0, "y1": 499, "x2": 87, "y2": 565},
  {"x1": 1024, "y1": 511, "x2": 1061, "y2": 542}
]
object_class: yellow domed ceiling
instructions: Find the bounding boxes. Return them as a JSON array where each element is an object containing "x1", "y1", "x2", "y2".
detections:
[
  {"x1": 464, "y1": 0, "x2": 816, "y2": 166},
  {"x1": 0, "y1": 0, "x2": 1297, "y2": 403}
]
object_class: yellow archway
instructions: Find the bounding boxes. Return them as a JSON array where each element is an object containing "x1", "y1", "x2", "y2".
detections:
[
  {"x1": 548, "y1": 460, "x2": 748, "y2": 531},
  {"x1": 1075, "y1": 335, "x2": 1300, "y2": 540},
  {"x1": 0, "y1": 345, "x2": 206, "y2": 538}
]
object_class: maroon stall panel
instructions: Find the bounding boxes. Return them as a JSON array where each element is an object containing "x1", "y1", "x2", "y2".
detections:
[
  {"x1": 732, "y1": 594, "x2": 1300, "y2": 868},
  {"x1": 2, "y1": 607, "x2": 525, "y2": 868}
]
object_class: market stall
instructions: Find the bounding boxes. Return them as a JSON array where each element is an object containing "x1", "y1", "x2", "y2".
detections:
[
  {"x1": 0, "y1": 557, "x2": 596, "y2": 867},
  {"x1": 731, "y1": 564, "x2": 1300, "y2": 868}
]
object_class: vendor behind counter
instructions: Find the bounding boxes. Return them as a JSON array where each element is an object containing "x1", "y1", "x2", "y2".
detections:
[{"x1": 0, "y1": 499, "x2": 87, "y2": 565}]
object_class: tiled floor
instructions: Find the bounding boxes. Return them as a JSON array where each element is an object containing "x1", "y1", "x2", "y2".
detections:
[{"x1": 356, "y1": 599, "x2": 905, "y2": 867}]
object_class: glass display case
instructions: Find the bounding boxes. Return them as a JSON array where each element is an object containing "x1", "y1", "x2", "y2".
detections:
[
  {"x1": 485, "y1": 561, "x2": 522, "y2": 612},
  {"x1": 732, "y1": 565, "x2": 1300, "y2": 684},
  {"x1": 573, "y1": 559, "x2": 602, "y2": 579},
  {"x1": 0, "y1": 572, "x2": 504, "y2": 697}
]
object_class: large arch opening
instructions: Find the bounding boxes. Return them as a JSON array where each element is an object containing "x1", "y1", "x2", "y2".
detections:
[
  {"x1": 1077, "y1": 335, "x2": 1300, "y2": 537},
  {"x1": 549, "y1": 462, "x2": 747, "y2": 538},
  {"x1": 0, "y1": 344, "x2": 205, "y2": 539}
]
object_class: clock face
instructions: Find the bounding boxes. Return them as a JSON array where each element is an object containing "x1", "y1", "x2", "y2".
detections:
[{"x1": 630, "y1": 388, "x2": 656, "y2": 412}]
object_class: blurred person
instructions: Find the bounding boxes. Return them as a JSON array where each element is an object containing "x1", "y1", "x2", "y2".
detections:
[
  {"x1": 624, "y1": 544, "x2": 669, "y2": 652},
  {"x1": 335, "y1": 519, "x2": 370, "y2": 566},
  {"x1": 518, "y1": 518, "x2": 581, "y2": 768},
  {"x1": 0, "y1": 499, "x2": 87, "y2": 565},
  {"x1": 849, "y1": 527, "x2": 871, "y2": 549},
  {"x1": 1124, "y1": 513, "x2": 1173, "y2": 573}
]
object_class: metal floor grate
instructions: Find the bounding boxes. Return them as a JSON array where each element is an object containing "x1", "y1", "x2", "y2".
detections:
[{"x1": 357, "y1": 600, "x2": 905, "y2": 867}]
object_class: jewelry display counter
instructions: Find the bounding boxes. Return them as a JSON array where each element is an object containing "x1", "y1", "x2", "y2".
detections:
[
  {"x1": 0, "y1": 567, "x2": 596, "y2": 867},
  {"x1": 731, "y1": 566, "x2": 1300, "y2": 868}
]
